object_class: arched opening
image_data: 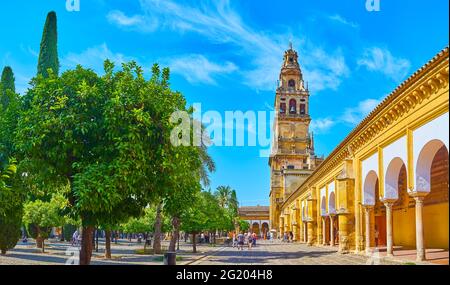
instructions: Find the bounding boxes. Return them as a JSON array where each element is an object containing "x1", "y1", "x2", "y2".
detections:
[
  {"x1": 363, "y1": 171, "x2": 385, "y2": 248},
  {"x1": 328, "y1": 192, "x2": 336, "y2": 214},
  {"x1": 363, "y1": 171, "x2": 378, "y2": 206},
  {"x1": 261, "y1": 223, "x2": 269, "y2": 239},
  {"x1": 289, "y1": 99, "x2": 297, "y2": 114},
  {"x1": 300, "y1": 104, "x2": 306, "y2": 115},
  {"x1": 321, "y1": 196, "x2": 326, "y2": 216},
  {"x1": 374, "y1": 177, "x2": 386, "y2": 247},
  {"x1": 252, "y1": 222, "x2": 260, "y2": 235},
  {"x1": 392, "y1": 164, "x2": 416, "y2": 248},
  {"x1": 328, "y1": 192, "x2": 339, "y2": 246},
  {"x1": 385, "y1": 157, "x2": 405, "y2": 200},
  {"x1": 279, "y1": 102, "x2": 286, "y2": 114},
  {"x1": 416, "y1": 139, "x2": 448, "y2": 193},
  {"x1": 288, "y1": 79, "x2": 296, "y2": 88},
  {"x1": 420, "y1": 141, "x2": 449, "y2": 250}
]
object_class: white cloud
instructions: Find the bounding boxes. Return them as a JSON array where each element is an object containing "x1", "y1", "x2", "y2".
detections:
[
  {"x1": 310, "y1": 118, "x2": 336, "y2": 134},
  {"x1": 107, "y1": 10, "x2": 158, "y2": 33},
  {"x1": 342, "y1": 98, "x2": 381, "y2": 125},
  {"x1": 62, "y1": 43, "x2": 133, "y2": 73},
  {"x1": 357, "y1": 47, "x2": 411, "y2": 81},
  {"x1": 328, "y1": 14, "x2": 359, "y2": 29},
  {"x1": 107, "y1": 0, "x2": 350, "y2": 92},
  {"x1": 301, "y1": 47, "x2": 350, "y2": 91},
  {"x1": 167, "y1": 54, "x2": 237, "y2": 85},
  {"x1": 312, "y1": 98, "x2": 381, "y2": 132}
]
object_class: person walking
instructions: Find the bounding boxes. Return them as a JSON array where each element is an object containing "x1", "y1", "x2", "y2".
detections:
[
  {"x1": 374, "y1": 226, "x2": 379, "y2": 247},
  {"x1": 252, "y1": 232, "x2": 257, "y2": 247},
  {"x1": 232, "y1": 232, "x2": 237, "y2": 248},
  {"x1": 237, "y1": 232, "x2": 245, "y2": 251},
  {"x1": 248, "y1": 233, "x2": 253, "y2": 250},
  {"x1": 71, "y1": 230, "x2": 79, "y2": 246}
]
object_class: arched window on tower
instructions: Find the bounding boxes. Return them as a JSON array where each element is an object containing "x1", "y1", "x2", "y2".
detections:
[
  {"x1": 280, "y1": 103, "x2": 286, "y2": 114},
  {"x1": 300, "y1": 104, "x2": 306, "y2": 115},
  {"x1": 288, "y1": 79, "x2": 296, "y2": 89},
  {"x1": 289, "y1": 99, "x2": 297, "y2": 114}
]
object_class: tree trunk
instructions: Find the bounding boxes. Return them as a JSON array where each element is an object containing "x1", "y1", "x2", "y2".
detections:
[
  {"x1": 79, "y1": 226, "x2": 94, "y2": 265},
  {"x1": 0, "y1": 249, "x2": 6, "y2": 255},
  {"x1": 41, "y1": 239, "x2": 45, "y2": 253},
  {"x1": 192, "y1": 233, "x2": 197, "y2": 253},
  {"x1": 105, "y1": 230, "x2": 112, "y2": 259},
  {"x1": 169, "y1": 216, "x2": 180, "y2": 252},
  {"x1": 35, "y1": 227, "x2": 43, "y2": 249},
  {"x1": 95, "y1": 230, "x2": 99, "y2": 252},
  {"x1": 36, "y1": 237, "x2": 43, "y2": 249},
  {"x1": 60, "y1": 226, "x2": 65, "y2": 242},
  {"x1": 153, "y1": 201, "x2": 163, "y2": 254},
  {"x1": 104, "y1": 231, "x2": 111, "y2": 258}
]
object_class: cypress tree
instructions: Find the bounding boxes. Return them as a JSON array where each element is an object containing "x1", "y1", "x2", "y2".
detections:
[
  {"x1": 37, "y1": 11, "x2": 59, "y2": 78},
  {"x1": 0, "y1": 66, "x2": 15, "y2": 108}
]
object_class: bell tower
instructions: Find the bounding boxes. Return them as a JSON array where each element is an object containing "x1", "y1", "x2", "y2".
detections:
[{"x1": 268, "y1": 44, "x2": 323, "y2": 231}]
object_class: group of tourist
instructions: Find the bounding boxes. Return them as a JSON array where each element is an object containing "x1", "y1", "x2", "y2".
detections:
[
  {"x1": 231, "y1": 232, "x2": 259, "y2": 250},
  {"x1": 282, "y1": 231, "x2": 294, "y2": 242}
]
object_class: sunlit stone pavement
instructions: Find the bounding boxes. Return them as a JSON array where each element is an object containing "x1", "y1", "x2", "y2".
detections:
[{"x1": 191, "y1": 240, "x2": 403, "y2": 265}]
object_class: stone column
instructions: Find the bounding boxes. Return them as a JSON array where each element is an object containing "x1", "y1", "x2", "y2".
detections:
[
  {"x1": 292, "y1": 223, "x2": 298, "y2": 242},
  {"x1": 322, "y1": 217, "x2": 327, "y2": 245},
  {"x1": 303, "y1": 222, "x2": 307, "y2": 243},
  {"x1": 307, "y1": 222, "x2": 316, "y2": 246},
  {"x1": 364, "y1": 206, "x2": 374, "y2": 255},
  {"x1": 317, "y1": 217, "x2": 323, "y2": 245},
  {"x1": 330, "y1": 215, "x2": 335, "y2": 246},
  {"x1": 384, "y1": 201, "x2": 394, "y2": 257},
  {"x1": 414, "y1": 195, "x2": 426, "y2": 261}
]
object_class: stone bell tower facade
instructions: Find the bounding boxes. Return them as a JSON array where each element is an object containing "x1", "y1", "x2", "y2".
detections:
[{"x1": 269, "y1": 45, "x2": 323, "y2": 231}]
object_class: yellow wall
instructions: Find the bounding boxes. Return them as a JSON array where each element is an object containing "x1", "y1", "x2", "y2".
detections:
[
  {"x1": 424, "y1": 202, "x2": 449, "y2": 249},
  {"x1": 393, "y1": 207, "x2": 416, "y2": 248}
]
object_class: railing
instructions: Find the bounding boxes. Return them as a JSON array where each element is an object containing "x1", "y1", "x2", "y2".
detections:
[
  {"x1": 278, "y1": 136, "x2": 311, "y2": 143},
  {"x1": 278, "y1": 113, "x2": 310, "y2": 119},
  {"x1": 276, "y1": 149, "x2": 309, "y2": 155}
]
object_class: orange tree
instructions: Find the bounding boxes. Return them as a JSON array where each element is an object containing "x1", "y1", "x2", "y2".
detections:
[{"x1": 15, "y1": 61, "x2": 190, "y2": 264}]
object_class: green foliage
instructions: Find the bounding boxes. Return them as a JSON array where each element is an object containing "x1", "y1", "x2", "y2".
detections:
[
  {"x1": 1, "y1": 66, "x2": 15, "y2": 108},
  {"x1": 180, "y1": 190, "x2": 233, "y2": 235},
  {"x1": 23, "y1": 194, "x2": 66, "y2": 239},
  {"x1": 238, "y1": 219, "x2": 250, "y2": 232},
  {"x1": 214, "y1": 186, "x2": 239, "y2": 231},
  {"x1": 37, "y1": 11, "x2": 59, "y2": 78},
  {"x1": 16, "y1": 59, "x2": 197, "y2": 236},
  {"x1": 0, "y1": 76, "x2": 21, "y2": 167},
  {"x1": 63, "y1": 224, "x2": 78, "y2": 241},
  {"x1": 0, "y1": 160, "x2": 23, "y2": 254}
]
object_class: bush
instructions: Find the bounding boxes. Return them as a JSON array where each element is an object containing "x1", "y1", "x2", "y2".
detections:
[
  {"x1": 63, "y1": 224, "x2": 77, "y2": 241},
  {"x1": 0, "y1": 204, "x2": 22, "y2": 254}
]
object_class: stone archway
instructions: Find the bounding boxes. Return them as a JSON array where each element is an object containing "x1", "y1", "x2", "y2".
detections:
[
  {"x1": 262, "y1": 222, "x2": 269, "y2": 239},
  {"x1": 252, "y1": 222, "x2": 260, "y2": 235}
]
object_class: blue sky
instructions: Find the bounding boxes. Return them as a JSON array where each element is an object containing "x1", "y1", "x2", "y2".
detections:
[{"x1": 1, "y1": 0, "x2": 448, "y2": 206}]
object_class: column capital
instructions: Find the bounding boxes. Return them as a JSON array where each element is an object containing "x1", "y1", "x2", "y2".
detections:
[
  {"x1": 408, "y1": 191, "x2": 429, "y2": 202},
  {"x1": 408, "y1": 189, "x2": 429, "y2": 199},
  {"x1": 381, "y1": 199, "x2": 397, "y2": 207}
]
